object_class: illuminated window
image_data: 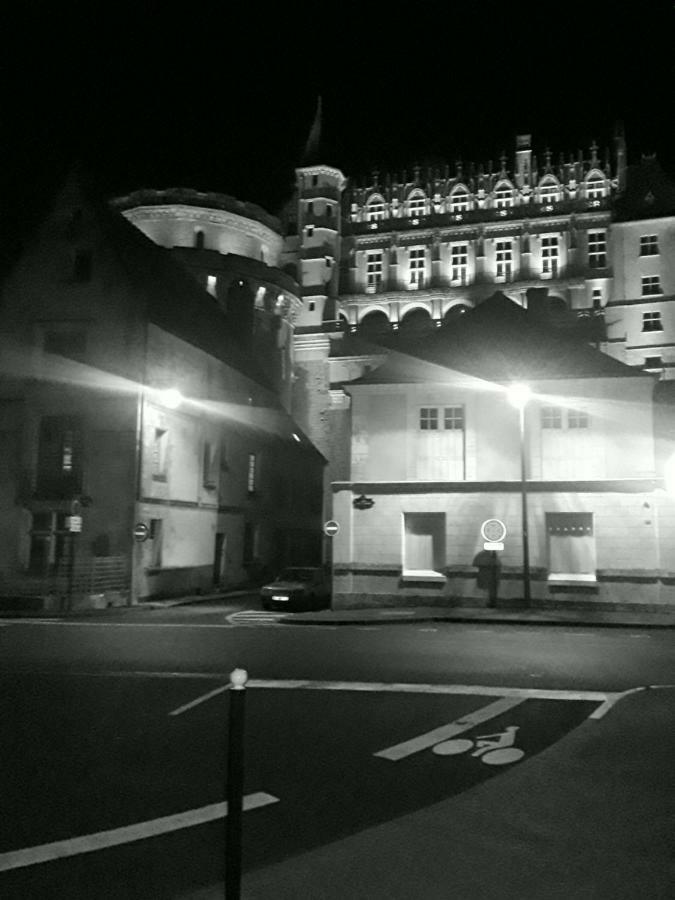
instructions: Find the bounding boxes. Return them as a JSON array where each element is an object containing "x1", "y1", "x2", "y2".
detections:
[
  {"x1": 366, "y1": 250, "x2": 383, "y2": 292},
  {"x1": 152, "y1": 428, "x2": 168, "y2": 480},
  {"x1": 587, "y1": 231, "x2": 607, "y2": 268},
  {"x1": 542, "y1": 407, "x2": 562, "y2": 429},
  {"x1": 642, "y1": 276, "x2": 662, "y2": 297},
  {"x1": 247, "y1": 453, "x2": 257, "y2": 493},
  {"x1": 642, "y1": 310, "x2": 663, "y2": 332},
  {"x1": 494, "y1": 186, "x2": 514, "y2": 208},
  {"x1": 541, "y1": 236, "x2": 559, "y2": 276},
  {"x1": 539, "y1": 181, "x2": 561, "y2": 203},
  {"x1": 36, "y1": 416, "x2": 83, "y2": 497},
  {"x1": 366, "y1": 197, "x2": 386, "y2": 221},
  {"x1": 409, "y1": 247, "x2": 426, "y2": 287},
  {"x1": 407, "y1": 194, "x2": 426, "y2": 218},
  {"x1": 495, "y1": 240, "x2": 512, "y2": 280},
  {"x1": 449, "y1": 189, "x2": 470, "y2": 212},
  {"x1": 206, "y1": 275, "x2": 217, "y2": 297},
  {"x1": 546, "y1": 513, "x2": 596, "y2": 582},
  {"x1": 585, "y1": 177, "x2": 605, "y2": 200},
  {"x1": 450, "y1": 243, "x2": 468, "y2": 284},
  {"x1": 640, "y1": 235, "x2": 659, "y2": 256}
]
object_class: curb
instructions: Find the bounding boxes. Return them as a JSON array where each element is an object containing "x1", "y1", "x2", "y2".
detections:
[{"x1": 279, "y1": 611, "x2": 675, "y2": 629}]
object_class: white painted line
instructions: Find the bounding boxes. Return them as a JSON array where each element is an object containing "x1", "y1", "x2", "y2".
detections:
[
  {"x1": 246, "y1": 679, "x2": 612, "y2": 703},
  {"x1": 590, "y1": 686, "x2": 645, "y2": 719},
  {"x1": 374, "y1": 696, "x2": 525, "y2": 761},
  {"x1": 169, "y1": 684, "x2": 229, "y2": 716},
  {"x1": 0, "y1": 792, "x2": 279, "y2": 873},
  {"x1": 0, "y1": 620, "x2": 236, "y2": 629}
]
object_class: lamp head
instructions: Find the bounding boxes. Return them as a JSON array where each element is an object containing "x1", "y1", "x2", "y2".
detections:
[
  {"x1": 157, "y1": 387, "x2": 183, "y2": 409},
  {"x1": 507, "y1": 382, "x2": 532, "y2": 410}
]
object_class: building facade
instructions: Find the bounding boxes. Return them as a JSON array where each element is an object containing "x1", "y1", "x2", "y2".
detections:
[
  {"x1": 330, "y1": 296, "x2": 675, "y2": 611},
  {"x1": 0, "y1": 176, "x2": 324, "y2": 609}
]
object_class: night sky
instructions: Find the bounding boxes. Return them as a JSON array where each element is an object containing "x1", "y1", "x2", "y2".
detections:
[{"x1": 2, "y1": 2, "x2": 674, "y2": 236}]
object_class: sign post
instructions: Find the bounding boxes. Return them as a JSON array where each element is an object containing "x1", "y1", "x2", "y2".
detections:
[{"x1": 479, "y1": 519, "x2": 506, "y2": 608}]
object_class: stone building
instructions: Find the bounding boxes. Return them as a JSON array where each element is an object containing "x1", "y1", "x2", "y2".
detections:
[{"x1": 0, "y1": 174, "x2": 324, "y2": 609}]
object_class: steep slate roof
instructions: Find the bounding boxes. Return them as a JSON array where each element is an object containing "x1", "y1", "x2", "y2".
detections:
[
  {"x1": 348, "y1": 293, "x2": 650, "y2": 386},
  {"x1": 613, "y1": 157, "x2": 675, "y2": 221}
]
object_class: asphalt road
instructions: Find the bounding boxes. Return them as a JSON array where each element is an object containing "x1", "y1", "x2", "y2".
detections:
[{"x1": 1, "y1": 606, "x2": 673, "y2": 898}]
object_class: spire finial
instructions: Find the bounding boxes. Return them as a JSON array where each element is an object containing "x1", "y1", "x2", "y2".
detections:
[{"x1": 301, "y1": 95, "x2": 322, "y2": 165}]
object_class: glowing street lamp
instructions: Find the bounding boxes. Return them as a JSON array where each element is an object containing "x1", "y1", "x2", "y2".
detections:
[
  {"x1": 507, "y1": 383, "x2": 532, "y2": 605},
  {"x1": 157, "y1": 387, "x2": 183, "y2": 409}
]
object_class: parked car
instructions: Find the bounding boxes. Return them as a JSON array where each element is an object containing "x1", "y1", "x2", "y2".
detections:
[{"x1": 260, "y1": 567, "x2": 331, "y2": 612}]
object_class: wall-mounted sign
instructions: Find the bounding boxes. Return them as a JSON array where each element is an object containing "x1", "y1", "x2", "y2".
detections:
[
  {"x1": 480, "y1": 518, "x2": 506, "y2": 544},
  {"x1": 133, "y1": 522, "x2": 150, "y2": 542},
  {"x1": 66, "y1": 515, "x2": 83, "y2": 533},
  {"x1": 323, "y1": 520, "x2": 340, "y2": 537}
]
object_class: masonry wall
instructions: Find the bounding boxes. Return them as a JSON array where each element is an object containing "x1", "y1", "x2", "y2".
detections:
[{"x1": 332, "y1": 485, "x2": 675, "y2": 611}]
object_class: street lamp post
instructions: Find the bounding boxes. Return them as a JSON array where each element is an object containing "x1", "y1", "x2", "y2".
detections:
[{"x1": 507, "y1": 384, "x2": 532, "y2": 606}]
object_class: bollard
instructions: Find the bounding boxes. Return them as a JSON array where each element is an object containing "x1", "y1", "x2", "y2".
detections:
[{"x1": 225, "y1": 668, "x2": 247, "y2": 899}]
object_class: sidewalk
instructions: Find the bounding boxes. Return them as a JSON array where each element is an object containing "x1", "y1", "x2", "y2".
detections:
[
  {"x1": 181, "y1": 686, "x2": 675, "y2": 899},
  {"x1": 277, "y1": 603, "x2": 675, "y2": 629}
]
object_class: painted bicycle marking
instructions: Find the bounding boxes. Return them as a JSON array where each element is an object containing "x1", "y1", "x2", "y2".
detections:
[{"x1": 432, "y1": 724, "x2": 524, "y2": 766}]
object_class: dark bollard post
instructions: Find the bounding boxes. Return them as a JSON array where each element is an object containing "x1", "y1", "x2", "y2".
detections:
[
  {"x1": 225, "y1": 668, "x2": 247, "y2": 899},
  {"x1": 488, "y1": 550, "x2": 499, "y2": 608}
]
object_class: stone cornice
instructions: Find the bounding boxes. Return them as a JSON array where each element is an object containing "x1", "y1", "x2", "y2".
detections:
[{"x1": 122, "y1": 205, "x2": 283, "y2": 252}]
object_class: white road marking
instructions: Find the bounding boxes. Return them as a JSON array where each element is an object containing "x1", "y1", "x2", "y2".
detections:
[
  {"x1": 169, "y1": 684, "x2": 229, "y2": 716},
  {"x1": 0, "y1": 791, "x2": 279, "y2": 873},
  {"x1": 373, "y1": 696, "x2": 525, "y2": 761},
  {"x1": 419, "y1": 628, "x2": 438, "y2": 632},
  {"x1": 0, "y1": 619, "x2": 236, "y2": 629},
  {"x1": 227, "y1": 610, "x2": 286, "y2": 626}
]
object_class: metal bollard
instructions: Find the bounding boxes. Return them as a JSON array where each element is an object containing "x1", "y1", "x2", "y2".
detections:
[{"x1": 225, "y1": 668, "x2": 247, "y2": 899}]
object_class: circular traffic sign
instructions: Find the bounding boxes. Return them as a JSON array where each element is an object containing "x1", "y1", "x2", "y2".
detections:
[
  {"x1": 323, "y1": 520, "x2": 340, "y2": 537},
  {"x1": 480, "y1": 518, "x2": 506, "y2": 543},
  {"x1": 133, "y1": 522, "x2": 150, "y2": 542}
]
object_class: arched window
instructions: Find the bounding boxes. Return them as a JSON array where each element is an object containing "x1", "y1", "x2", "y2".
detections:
[
  {"x1": 448, "y1": 186, "x2": 471, "y2": 213},
  {"x1": 585, "y1": 172, "x2": 606, "y2": 200},
  {"x1": 399, "y1": 308, "x2": 434, "y2": 338},
  {"x1": 407, "y1": 190, "x2": 427, "y2": 218},
  {"x1": 194, "y1": 229, "x2": 205, "y2": 249},
  {"x1": 366, "y1": 194, "x2": 386, "y2": 221},
  {"x1": 493, "y1": 182, "x2": 514, "y2": 209},
  {"x1": 538, "y1": 178, "x2": 561, "y2": 204}
]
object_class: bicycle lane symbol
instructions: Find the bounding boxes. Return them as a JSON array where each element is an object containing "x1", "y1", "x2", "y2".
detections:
[
  {"x1": 373, "y1": 696, "x2": 528, "y2": 765},
  {"x1": 432, "y1": 725, "x2": 524, "y2": 766}
]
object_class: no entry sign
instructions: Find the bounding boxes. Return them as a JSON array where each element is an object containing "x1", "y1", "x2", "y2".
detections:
[
  {"x1": 133, "y1": 522, "x2": 149, "y2": 542},
  {"x1": 323, "y1": 520, "x2": 340, "y2": 537}
]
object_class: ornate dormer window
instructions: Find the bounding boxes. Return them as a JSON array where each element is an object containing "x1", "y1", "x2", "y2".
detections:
[
  {"x1": 366, "y1": 194, "x2": 386, "y2": 221},
  {"x1": 585, "y1": 171, "x2": 606, "y2": 200},
  {"x1": 407, "y1": 190, "x2": 427, "y2": 219},
  {"x1": 538, "y1": 177, "x2": 562, "y2": 205},
  {"x1": 449, "y1": 186, "x2": 471, "y2": 213},
  {"x1": 493, "y1": 182, "x2": 514, "y2": 209}
]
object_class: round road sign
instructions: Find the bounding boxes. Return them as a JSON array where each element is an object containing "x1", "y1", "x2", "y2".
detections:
[
  {"x1": 481, "y1": 518, "x2": 507, "y2": 543},
  {"x1": 134, "y1": 522, "x2": 150, "y2": 542},
  {"x1": 323, "y1": 520, "x2": 340, "y2": 537}
]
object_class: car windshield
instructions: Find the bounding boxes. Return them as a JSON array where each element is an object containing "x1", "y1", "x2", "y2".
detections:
[{"x1": 278, "y1": 568, "x2": 316, "y2": 582}]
